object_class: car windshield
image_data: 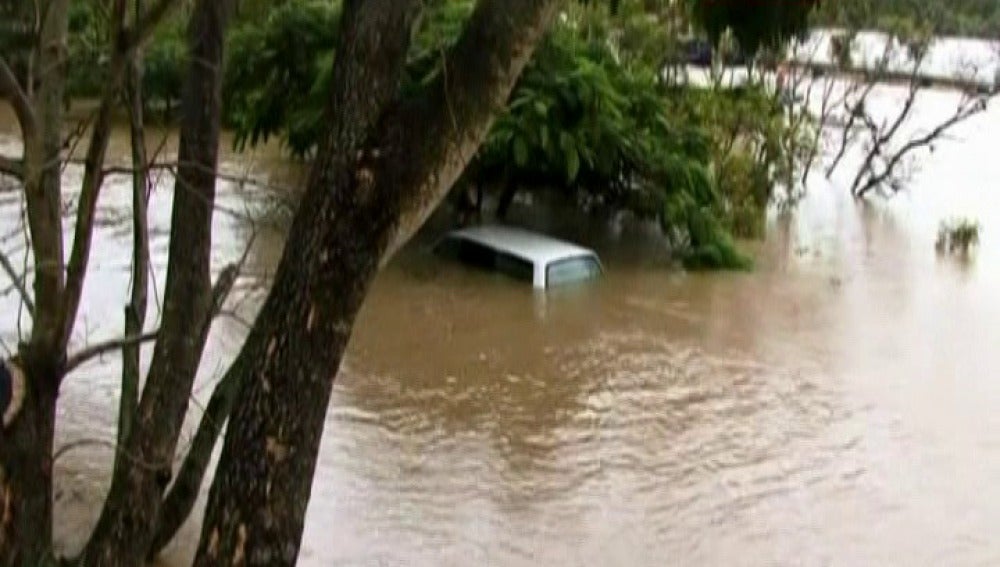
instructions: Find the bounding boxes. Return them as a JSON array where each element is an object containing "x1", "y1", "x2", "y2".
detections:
[{"x1": 546, "y1": 256, "x2": 601, "y2": 287}]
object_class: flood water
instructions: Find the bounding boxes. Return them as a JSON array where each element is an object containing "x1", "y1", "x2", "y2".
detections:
[{"x1": 4, "y1": 78, "x2": 1000, "y2": 566}]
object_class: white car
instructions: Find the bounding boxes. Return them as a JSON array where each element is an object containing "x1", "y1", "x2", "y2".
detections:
[{"x1": 435, "y1": 224, "x2": 602, "y2": 289}]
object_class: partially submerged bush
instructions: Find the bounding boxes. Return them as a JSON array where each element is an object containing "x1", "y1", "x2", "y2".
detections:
[{"x1": 936, "y1": 218, "x2": 980, "y2": 254}]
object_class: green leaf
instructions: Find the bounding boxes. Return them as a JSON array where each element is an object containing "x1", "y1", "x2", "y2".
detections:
[
  {"x1": 565, "y1": 146, "x2": 580, "y2": 182},
  {"x1": 559, "y1": 131, "x2": 574, "y2": 153},
  {"x1": 513, "y1": 137, "x2": 529, "y2": 167}
]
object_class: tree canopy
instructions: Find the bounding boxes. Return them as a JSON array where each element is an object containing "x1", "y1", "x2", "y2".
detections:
[
  {"x1": 688, "y1": 0, "x2": 820, "y2": 53},
  {"x1": 214, "y1": 0, "x2": 822, "y2": 269}
]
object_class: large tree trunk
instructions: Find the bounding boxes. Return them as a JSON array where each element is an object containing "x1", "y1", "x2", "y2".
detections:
[
  {"x1": 193, "y1": 1, "x2": 557, "y2": 564},
  {"x1": 0, "y1": 359, "x2": 58, "y2": 566},
  {"x1": 79, "y1": 0, "x2": 234, "y2": 563},
  {"x1": 0, "y1": 0, "x2": 71, "y2": 563}
]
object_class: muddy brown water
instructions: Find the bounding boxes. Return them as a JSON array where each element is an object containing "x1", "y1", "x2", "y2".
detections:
[{"x1": 3, "y1": 82, "x2": 1000, "y2": 566}]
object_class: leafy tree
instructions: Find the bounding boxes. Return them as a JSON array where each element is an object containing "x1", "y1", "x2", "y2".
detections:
[
  {"x1": 221, "y1": 0, "x2": 822, "y2": 268},
  {"x1": 225, "y1": 0, "x2": 342, "y2": 152}
]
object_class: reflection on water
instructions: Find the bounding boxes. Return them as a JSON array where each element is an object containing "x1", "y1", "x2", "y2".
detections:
[{"x1": 3, "y1": 81, "x2": 1000, "y2": 566}]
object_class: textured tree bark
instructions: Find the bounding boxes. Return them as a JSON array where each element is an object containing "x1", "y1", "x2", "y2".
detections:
[
  {"x1": 0, "y1": 359, "x2": 57, "y2": 566},
  {"x1": 0, "y1": 1, "x2": 70, "y2": 563},
  {"x1": 194, "y1": 1, "x2": 557, "y2": 564},
  {"x1": 79, "y1": 0, "x2": 234, "y2": 563},
  {"x1": 23, "y1": 0, "x2": 70, "y2": 356},
  {"x1": 149, "y1": 365, "x2": 239, "y2": 557}
]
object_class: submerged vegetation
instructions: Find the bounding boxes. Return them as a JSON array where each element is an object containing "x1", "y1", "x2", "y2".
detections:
[{"x1": 937, "y1": 218, "x2": 981, "y2": 255}]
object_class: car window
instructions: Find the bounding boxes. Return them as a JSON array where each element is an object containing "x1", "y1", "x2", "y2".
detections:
[
  {"x1": 546, "y1": 255, "x2": 601, "y2": 287},
  {"x1": 436, "y1": 237, "x2": 533, "y2": 283},
  {"x1": 495, "y1": 252, "x2": 533, "y2": 282}
]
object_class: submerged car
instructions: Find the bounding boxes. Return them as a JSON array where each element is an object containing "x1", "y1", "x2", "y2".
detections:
[{"x1": 435, "y1": 224, "x2": 602, "y2": 289}]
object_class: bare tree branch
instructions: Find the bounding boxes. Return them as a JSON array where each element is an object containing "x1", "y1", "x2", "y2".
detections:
[
  {"x1": 0, "y1": 248, "x2": 34, "y2": 316},
  {"x1": 61, "y1": 110, "x2": 99, "y2": 174},
  {"x1": 0, "y1": 56, "x2": 36, "y2": 140},
  {"x1": 54, "y1": 438, "x2": 173, "y2": 471},
  {"x1": 848, "y1": 68, "x2": 922, "y2": 196},
  {"x1": 59, "y1": 0, "x2": 131, "y2": 350},
  {"x1": 64, "y1": 331, "x2": 159, "y2": 374},
  {"x1": 116, "y1": 25, "x2": 152, "y2": 476},
  {"x1": 855, "y1": 97, "x2": 988, "y2": 197},
  {"x1": 101, "y1": 160, "x2": 294, "y2": 194}
]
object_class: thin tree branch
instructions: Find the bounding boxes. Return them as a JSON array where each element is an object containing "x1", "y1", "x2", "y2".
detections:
[
  {"x1": 116, "y1": 26, "x2": 151, "y2": 476},
  {"x1": 0, "y1": 56, "x2": 36, "y2": 140},
  {"x1": 65, "y1": 331, "x2": 159, "y2": 374},
  {"x1": 0, "y1": 248, "x2": 34, "y2": 316},
  {"x1": 54, "y1": 438, "x2": 173, "y2": 471},
  {"x1": 856, "y1": 97, "x2": 988, "y2": 197},
  {"x1": 102, "y1": 161, "x2": 293, "y2": 194},
  {"x1": 848, "y1": 78, "x2": 920, "y2": 196},
  {"x1": 59, "y1": 0, "x2": 131, "y2": 350}
]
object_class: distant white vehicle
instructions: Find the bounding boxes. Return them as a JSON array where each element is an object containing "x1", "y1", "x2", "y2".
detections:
[{"x1": 435, "y1": 224, "x2": 602, "y2": 289}]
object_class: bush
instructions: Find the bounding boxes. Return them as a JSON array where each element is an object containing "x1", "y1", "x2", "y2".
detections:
[{"x1": 936, "y1": 218, "x2": 980, "y2": 254}]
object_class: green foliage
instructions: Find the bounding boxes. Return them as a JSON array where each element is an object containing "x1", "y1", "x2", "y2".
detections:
[
  {"x1": 59, "y1": 1, "x2": 186, "y2": 112},
  {"x1": 143, "y1": 18, "x2": 187, "y2": 114},
  {"x1": 217, "y1": 0, "x2": 820, "y2": 269},
  {"x1": 479, "y1": 8, "x2": 758, "y2": 269},
  {"x1": 0, "y1": 2, "x2": 33, "y2": 93},
  {"x1": 66, "y1": 1, "x2": 109, "y2": 98},
  {"x1": 224, "y1": 0, "x2": 342, "y2": 153}
]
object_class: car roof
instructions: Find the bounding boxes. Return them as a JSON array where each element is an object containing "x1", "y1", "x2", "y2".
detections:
[{"x1": 443, "y1": 224, "x2": 599, "y2": 266}]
